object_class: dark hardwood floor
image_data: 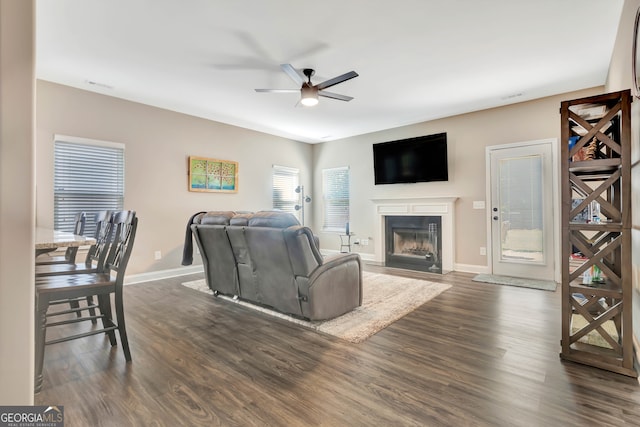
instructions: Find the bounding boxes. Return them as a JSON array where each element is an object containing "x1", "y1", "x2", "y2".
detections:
[{"x1": 35, "y1": 265, "x2": 640, "y2": 426}]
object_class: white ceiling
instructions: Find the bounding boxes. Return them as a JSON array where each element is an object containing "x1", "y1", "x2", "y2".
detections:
[{"x1": 36, "y1": 0, "x2": 624, "y2": 144}]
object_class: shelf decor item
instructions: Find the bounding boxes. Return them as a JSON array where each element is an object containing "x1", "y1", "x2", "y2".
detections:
[
  {"x1": 188, "y1": 156, "x2": 238, "y2": 193},
  {"x1": 560, "y1": 89, "x2": 635, "y2": 377}
]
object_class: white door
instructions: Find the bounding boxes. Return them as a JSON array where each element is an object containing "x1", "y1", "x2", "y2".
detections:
[{"x1": 487, "y1": 140, "x2": 556, "y2": 281}]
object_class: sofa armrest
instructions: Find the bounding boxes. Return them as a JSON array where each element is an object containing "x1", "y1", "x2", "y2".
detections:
[
  {"x1": 308, "y1": 252, "x2": 361, "y2": 285},
  {"x1": 300, "y1": 253, "x2": 362, "y2": 320},
  {"x1": 312, "y1": 251, "x2": 360, "y2": 271}
]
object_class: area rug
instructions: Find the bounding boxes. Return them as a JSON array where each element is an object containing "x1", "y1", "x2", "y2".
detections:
[
  {"x1": 571, "y1": 314, "x2": 619, "y2": 349},
  {"x1": 181, "y1": 271, "x2": 451, "y2": 343},
  {"x1": 472, "y1": 273, "x2": 557, "y2": 291}
]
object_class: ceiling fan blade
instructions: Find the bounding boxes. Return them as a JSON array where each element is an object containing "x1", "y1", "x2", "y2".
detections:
[
  {"x1": 255, "y1": 89, "x2": 299, "y2": 93},
  {"x1": 316, "y1": 71, "x2": 358, "y2": 90},
  {"x1": 280, "y1": 64, "x2": 305, "y2": 85},
  {"x1": 318, "y1": 91, "x2": 354, "y2": 102}
]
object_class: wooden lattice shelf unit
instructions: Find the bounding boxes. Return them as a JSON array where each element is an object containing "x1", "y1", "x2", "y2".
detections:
[{"x1": 560, "y1": 89, "x2": 635, "y2": 377}]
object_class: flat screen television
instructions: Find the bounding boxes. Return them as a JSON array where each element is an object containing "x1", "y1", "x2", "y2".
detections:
[{"x1": 373, "y1": 132, "x2": 448, "y2": 185}]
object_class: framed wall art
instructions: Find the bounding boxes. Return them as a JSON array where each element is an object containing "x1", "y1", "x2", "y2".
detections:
[{"x1": 188, "y1": 156, "x2": 238, "y2": 193}]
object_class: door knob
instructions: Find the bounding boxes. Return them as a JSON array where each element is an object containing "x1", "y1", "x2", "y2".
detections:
[
  {"x1": 493, "y1": 216, "x2": 499, "y2": 221},
  {"x1": 493, "y1": 207, "x2": 498, "y2": 212}
]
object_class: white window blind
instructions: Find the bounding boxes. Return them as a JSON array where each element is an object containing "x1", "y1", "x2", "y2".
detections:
[
  {"x1": 322, "y1": 166, "x2": 350, "y2": 232},
  {"x1": 54, "y1": 136, "x2": 125, "y2": 237},
  {"x1": 272, "y1": 165, "x2": 300, "y2": 220}
]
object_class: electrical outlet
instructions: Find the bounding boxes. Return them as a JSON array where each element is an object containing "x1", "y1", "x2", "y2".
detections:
[
  {"x1": 480, "y1": 247, "x2": 486, "y2": 256},
  {"x1": 361, "y1": 238, "x2": 369, "y2": 246},
  {"x1": 473, "y1": 201, "x2": 486, "y2": 209},
  {"x1": 154, "y1": 250, "x2": 162, "y2": 260}
]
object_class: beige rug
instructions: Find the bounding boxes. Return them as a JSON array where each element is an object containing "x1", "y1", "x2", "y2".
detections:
[
  {"x1": 182, "y1": 271, "x2": 451, "y2": 343},
  {"x1": 571, "y1": 314, "x2": 619, "y2": 349}
]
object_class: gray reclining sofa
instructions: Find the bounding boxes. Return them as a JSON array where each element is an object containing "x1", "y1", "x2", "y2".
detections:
[{"x1": 183, "y1": 210, "x2": 362, "y2": 321}]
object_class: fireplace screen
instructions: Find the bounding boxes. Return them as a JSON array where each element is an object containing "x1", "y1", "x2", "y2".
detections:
[
  {"x1": 392, "y1": 224, "x2": 439, "y2": 261},
  {"x1": 385, "y1": 216, "x2": 442, "y2": 273}
]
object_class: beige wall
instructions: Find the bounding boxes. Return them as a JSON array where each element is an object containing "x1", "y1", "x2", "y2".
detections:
[
  {"x1": 606, "y1": 0, "x2": 640, "y2": 94},
  {"x1": 312, "y1": 87, "x2": 602, "y2": 271},
  {"x1": 0, "y1": 0, "x2": 35, "y2": 404},
  {"x1": 605, "y1": 0, "x2": 640, "y2": 360},
  {"x1": 36, "y1": 81, "x2": 312, "y2": 276}
]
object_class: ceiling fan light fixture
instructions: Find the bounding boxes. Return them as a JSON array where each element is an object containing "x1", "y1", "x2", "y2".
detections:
[
  {"x1": 300, "y1": 84, "x2": 319, "y2": 107},
  {"x1": 256, "y1": 65, "x2": 357, "y2": 107}
]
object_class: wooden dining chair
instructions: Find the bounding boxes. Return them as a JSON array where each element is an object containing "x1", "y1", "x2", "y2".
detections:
[
  {"x1": 35, "y1": 212, "x2": 87, "y2": 262},
  {"x1": 35, "y1": 210, "x2": 113, "y2": 277},
  {"x1": 34, "y1": 210, "x2": 138, "y2": 393},
  {"x1": 35, "y1": 210, "x2": 115, "y2": 322}
]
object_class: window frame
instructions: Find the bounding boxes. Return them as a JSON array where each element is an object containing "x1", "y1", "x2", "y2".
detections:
[
  {"x1": 272, "y1": 165, "x2": 300, "y2": 221},
  {"x1": 53, "y1": 135, "x2": 125, "y2": 237},
  {"x1": 322, "y1": 166, "x2": 350, "y2": 233}
]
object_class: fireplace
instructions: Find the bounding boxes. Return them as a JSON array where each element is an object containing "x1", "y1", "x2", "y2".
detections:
[
  {"x1": 372, "y1": 197, "x2": 457, "y2": 273},
  {"x1": 385, "y1": 216, "x2": 442, "y2": 273}
]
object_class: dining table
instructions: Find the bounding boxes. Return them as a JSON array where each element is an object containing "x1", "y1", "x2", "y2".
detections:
[{"x1": 35, "y1": 227, "x2": 96, "y2": 256}]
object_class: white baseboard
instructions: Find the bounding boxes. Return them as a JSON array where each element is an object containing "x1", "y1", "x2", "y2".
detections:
[
  {"x1": 125, "y1": 264, "x2": 204, "y2": 285},
  {"x1": 321, "y1": 249, "x2": 376, "y2": 262},
  {"x1": 454, "y1": 263, "x2": 490, "y2": 274}
]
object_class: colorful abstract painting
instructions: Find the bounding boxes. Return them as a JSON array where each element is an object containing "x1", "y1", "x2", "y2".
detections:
[{"x1": 188, "y1": 156, "x2": 238, "y2": 193}]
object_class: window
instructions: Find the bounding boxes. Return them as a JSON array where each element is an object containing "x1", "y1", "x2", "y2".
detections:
[
  {"x1": 322, "y1": 166, "x2": 350, "y2": 232},
  {"x1": 272, "y1": 165, "x2": 300, "y2": 220},
  {"x1": 54, "y1": 135, "x2": 125, "y2": 237}
]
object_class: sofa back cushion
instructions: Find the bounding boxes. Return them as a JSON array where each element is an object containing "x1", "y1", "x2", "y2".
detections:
[
  {"x1": 247, "y1": 210, "x2": 300, "y2": 228},
  {"x1": 229, "y1": 213, "x2": 252, "y2": 226},
  {"x1": 243, "y1": 226, "x2": 302, "y2": 316},
  {"x1": 198, "y1": 211, "x2": 236, "y2": 225},
  {"x1": 226, "y1": 227, "x2": 259, "y2": 301},
  {"x1": 191, "y1": 224, "x2": 239, "y2": 295},
  {"x1": 284, "y1": 226, "x2": 323, "y2": 277}
]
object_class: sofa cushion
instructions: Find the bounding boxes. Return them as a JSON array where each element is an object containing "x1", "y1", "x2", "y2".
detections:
[
  {"x1": 243, "y1": 226, "x2": 302, "y2": 316},
  {"x1": 284, "y1": 226, "x2": 323, "y2": 276},
  {"x1": 191, "y1": 224, "x2": 239, "y2": 296},
  {"x1": 247, "y1": 210, "x2": 300, "y2": 228},
  {"x1": 226, "y1": 227, "x2": 259, "y2": 301},
  {"x1": 198, "y1": 211, "x2": 236, "y2": 225},
  {"x1": 229, "y1": 213, "x2": 252, "y2": 226}
]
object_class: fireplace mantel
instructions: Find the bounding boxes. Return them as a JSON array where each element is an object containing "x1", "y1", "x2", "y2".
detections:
[
  {"x1": 370, "y1": 196, "x2": 458, "y2": 205},
  {"x1": 372, "y1": 197, "x2": 458, "y2": 272}
]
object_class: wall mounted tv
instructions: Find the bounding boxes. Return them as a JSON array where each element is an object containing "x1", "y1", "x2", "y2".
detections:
[{"x1": 373, "y1": 132, "x2": 448, "y2": 185}]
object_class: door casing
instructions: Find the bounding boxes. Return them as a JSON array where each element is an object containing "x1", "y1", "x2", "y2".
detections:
[{"x1": 485, "y1": 138, "x2": 560, "y2": 282}]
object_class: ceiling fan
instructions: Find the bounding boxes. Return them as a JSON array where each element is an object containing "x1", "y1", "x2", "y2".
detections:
[{"x1": 255, "y1": 64, "x2": 358, "y2": 106}]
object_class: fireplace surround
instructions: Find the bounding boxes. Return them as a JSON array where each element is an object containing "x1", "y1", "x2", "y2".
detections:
[{"x1": 372, "y1": 197, "x2": 457, "y2": 273}]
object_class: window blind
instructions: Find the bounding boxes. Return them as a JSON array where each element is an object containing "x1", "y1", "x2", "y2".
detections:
[
  {"x1": 272, "y1": 165, "x2": 300, "y2": 220},
  {"x1": 322, "y1": 166, "x2": 350, "y2": 232},
  {"x1": 54, "y1": 138, "x2": 125, "y2": 237}
]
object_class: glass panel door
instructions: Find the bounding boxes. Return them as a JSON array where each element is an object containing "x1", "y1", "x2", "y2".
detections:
[{"x1": 489, "y1": 141, "x2": 555, "y2": 281}]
